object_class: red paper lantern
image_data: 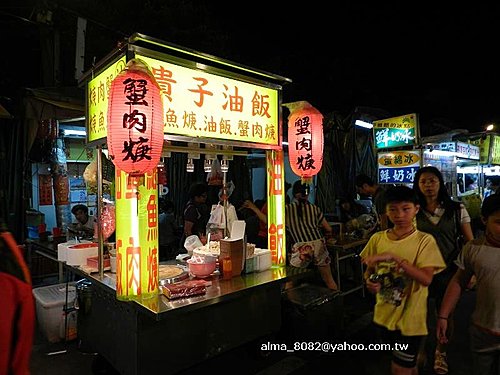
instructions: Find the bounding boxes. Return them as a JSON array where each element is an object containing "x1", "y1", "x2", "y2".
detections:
[
  {"x1": 107, "y1": 59, "x2": 164, "y2": 176},
  {"x1": 286, "y1": 101, "x2": 323, "y2": 183}
]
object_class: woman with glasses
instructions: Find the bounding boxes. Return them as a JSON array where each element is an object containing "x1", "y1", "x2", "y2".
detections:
[{"x1": 413, "y1": 166, "x2": 474, "y2": 374}]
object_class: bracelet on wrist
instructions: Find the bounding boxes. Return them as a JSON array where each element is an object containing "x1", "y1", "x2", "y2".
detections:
[{"x1": 437, "y1": 316, "x2": 448, "y2": 320}]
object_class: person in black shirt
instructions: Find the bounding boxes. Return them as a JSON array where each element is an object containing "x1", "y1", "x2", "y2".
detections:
[
  {"x1": 355, "y1": 174, "x2": 390, "y2": 230},
  {"x1": 180, "y1": 182, "x2": 210, "y2": 251}
]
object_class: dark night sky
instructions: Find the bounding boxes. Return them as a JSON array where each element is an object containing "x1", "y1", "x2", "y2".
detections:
[{"x1": 2, "y1": 1, "x2": 500, "y2": 134}]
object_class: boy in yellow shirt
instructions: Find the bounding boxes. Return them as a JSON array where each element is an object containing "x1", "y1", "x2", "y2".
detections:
[{"x1": 361, "y1": 186, "x2": 446, "y2": 374}]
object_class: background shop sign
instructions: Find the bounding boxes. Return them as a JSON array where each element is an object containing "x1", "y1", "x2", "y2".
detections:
[
  {"x1": 137, "y1": 54, "x2": 279, "y2": 146},
  {"x1": 469, "y1": 135, "x2": 491, "y2": 164},
  {"x1": 455, "y1": 141, "x2": 480, "y2": 160},
  {"x1": 377, "y1": 150, "x2": 420, "y2": 184},
  {"x1": 491, "y1": 135, "x2": 500, "y2": 165},
  {"x1": 373, "y1": 113, "x2": 417, "y2": 150}
]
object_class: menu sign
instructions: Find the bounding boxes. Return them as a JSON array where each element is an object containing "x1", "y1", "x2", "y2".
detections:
[{"x1": 377, "y1": 150, "x2": 420, "y2": 184}]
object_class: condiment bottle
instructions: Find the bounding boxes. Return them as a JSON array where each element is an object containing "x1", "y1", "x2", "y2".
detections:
[{"x1": 222, "y1": 257, "x2": 232, "y2": 280}]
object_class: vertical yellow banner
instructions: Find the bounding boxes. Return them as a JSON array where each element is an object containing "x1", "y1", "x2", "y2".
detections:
[
  {"x1": 266, "y1": 150, "x2": 286, "y2": 267},
  {"x1": 115, "y1": 169, "x2": 159, "y2": 301}
]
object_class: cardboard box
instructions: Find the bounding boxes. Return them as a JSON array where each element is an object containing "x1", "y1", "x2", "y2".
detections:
[{"x1": 32, "y1": 282, "x2": 77, "y2": 343}]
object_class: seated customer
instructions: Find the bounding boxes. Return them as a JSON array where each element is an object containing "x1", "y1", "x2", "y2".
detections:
[
  {"x1": 338, "y1": 197, "x2": 367, "y2": 223},
  {"x1": 68, "y1": 204, "x2": 94, "y2": 239}
]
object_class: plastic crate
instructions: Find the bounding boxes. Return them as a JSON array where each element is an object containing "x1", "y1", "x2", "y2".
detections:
[{"x1": 32, "y1": 282, "x2": 76, "y2": 343}]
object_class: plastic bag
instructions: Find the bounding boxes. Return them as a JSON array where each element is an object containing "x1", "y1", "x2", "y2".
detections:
[
  {"x1": 208, "y1": 203, "x2": 225, "y2": 227},
  {"x1": 83, "y1": 160, "x2": 97, "y2": 185}
]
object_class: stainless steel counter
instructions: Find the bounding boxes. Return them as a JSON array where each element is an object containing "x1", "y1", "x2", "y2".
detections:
[
  {"x1": 29, "y1": 239, "x2": 316, "y2": 374},
  {"x1": 64, "y1": 261, "x2": 312, "y2": 375},
  {"x1": 71, "y1": 263, "x2": 311, "y2": 319}
]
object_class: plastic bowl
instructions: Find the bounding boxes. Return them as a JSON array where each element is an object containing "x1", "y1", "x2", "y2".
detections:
[{"x1": 187, "y1": 259, "x2": 217, "y2": 278}]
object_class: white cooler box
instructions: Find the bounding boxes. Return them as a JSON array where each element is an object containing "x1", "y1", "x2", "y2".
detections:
[{"x1": 32, "y1": 282, "x2": 77, "y2": 343}]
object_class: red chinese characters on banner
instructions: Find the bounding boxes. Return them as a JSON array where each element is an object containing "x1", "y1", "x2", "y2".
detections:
[
  {"x1": 126, "y1": 238, "x2": 141, "y2": 295},
  {"x1": 147, "y1": 247, "x2": 158, "y2": 293},
  {"x1": 267, "y1": 150, "x2": 286, "y2": 266},
  {"x1": 146, "y1": 195, "x2": 158, "y2": 242},
  {"x1": 38, "y1": 174, "x2": 53, "y2": 205},
  {"x1": 287, "y1": 101, "x2": 323, "y2": 183},
  {"x1": 53, "y1": 175, "x2": 70, "y2": 205},
  {"x1": 107, "y1": 59, "x2": 164, "y2": 176}
]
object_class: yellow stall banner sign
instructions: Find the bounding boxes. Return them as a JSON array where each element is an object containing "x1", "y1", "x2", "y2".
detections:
[
  {"x1": 266, "y1": 150, "x2": 286, "y2": 266},
  {"x1": 137, "y1": 54, "x2": 279, "y2": 146},
  {"x1": 115, "y1": 169, "x2": 159, "y2": 301}
]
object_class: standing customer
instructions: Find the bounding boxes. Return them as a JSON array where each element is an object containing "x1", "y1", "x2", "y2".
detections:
[
  {"x1": 437, "y1": 194, "x2": 500, "y2": 375},
  {"x1": 158, "y1": 197, "x2": 179, "y2": 261},
  {"x1": 285, "y1": 180, "x2": 337, "y2": 291},
  {"x1": 361, "y1": 186, "x2": 445, "y2": 375},
  {"x1": 413, "y1": 166, "x2": 474, "y2": 374},
  {"x1": 181, "y1": 182, "x2": 210, "y2": 249},
  {"x1": 241, "y1": 199, "x2": 268, "y2": 249},
  {"x1": 355, "y1": 174, "x2": 390, "y2": 230}
]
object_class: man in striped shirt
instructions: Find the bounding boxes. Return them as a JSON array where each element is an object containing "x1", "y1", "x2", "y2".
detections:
[{"x1": 286, "y1": 180, "x2": 338, "y2": 291}]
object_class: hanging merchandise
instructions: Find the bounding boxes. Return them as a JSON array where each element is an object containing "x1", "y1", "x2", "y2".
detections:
[
  {"x1": 51, "y1": 135, "x2": 72, "y2": 231},
  {"x1": 100, "y1": 200, "x2": 116, "y2": 241},
  {"x1": 285, "y1": 101, "x2": 324, "y2": 184},
  {"x1": 157, "y1": 160, "x2": 167, "y2": 186},
  {"x1": 207, "y1": 158, "x2": 223, "y2": 186},
  {"x1": 107, "y1": 58, "x2": 164, "y2": 176},
  {"x1": 83, "y1": 160, "x2": 98, "y2": 186}
]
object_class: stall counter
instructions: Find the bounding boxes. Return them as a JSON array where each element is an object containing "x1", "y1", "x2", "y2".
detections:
[{"x1": 68, "y1": 262, "x2": 312, "y2": 375}]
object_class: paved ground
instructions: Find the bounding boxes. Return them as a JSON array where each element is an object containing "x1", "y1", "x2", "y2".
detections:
[{"x1": 29, "y1": 280, "x2": 476, "y2": 375}]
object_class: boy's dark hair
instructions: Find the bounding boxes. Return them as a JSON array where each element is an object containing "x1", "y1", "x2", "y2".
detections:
[
  {"x1": 355, "y1": 174, "x2": 375, "y2": 188},
  {"x1": 481, "y1": 194, "x2": 500, "y2": 218},
  {"x1": 188, "y1": 182, "x2": 208, "y2": 199},
  {"x1": 292, "y1": 180, "x2": 309, "y2": 196},
  {"x1": 71, "y1": 204, "x2": 88, "y2": 215},
  {"x1": 384, "y1": 186, "x2": 418, "y2": 205}
]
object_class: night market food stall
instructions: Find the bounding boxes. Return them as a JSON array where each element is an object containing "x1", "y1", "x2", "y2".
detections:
[{"x1": 71, "y1": 33, "x2": 316, "y2": 374}]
